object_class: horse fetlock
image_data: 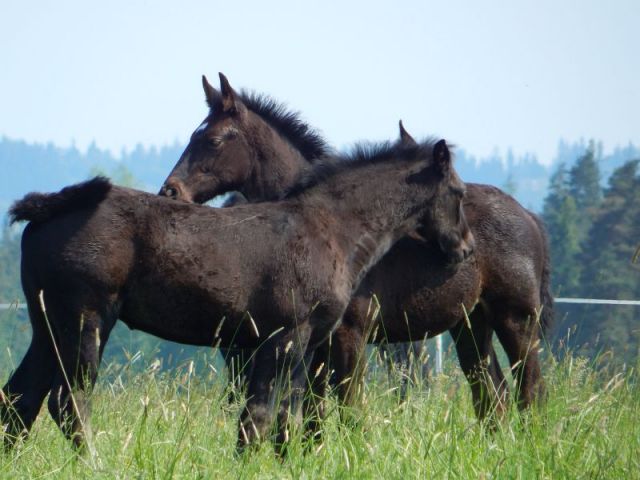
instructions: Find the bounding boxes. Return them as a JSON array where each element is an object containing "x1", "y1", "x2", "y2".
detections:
[{"x1": 239, "y1": 403, "x2": 271, "y2": 446}]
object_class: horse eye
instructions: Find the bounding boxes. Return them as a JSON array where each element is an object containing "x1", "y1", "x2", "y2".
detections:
[
  {"x1": 208, "y1": 138, "x2": 222, "y2": 148},
  {"x1": 200, "y1": 165, "x2": 211, "y2": 174}
]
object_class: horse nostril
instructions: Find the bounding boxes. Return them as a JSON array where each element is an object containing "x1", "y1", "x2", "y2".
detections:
[
  {"x1": 464, "y1": 245, "x2": 474, "y2": 259},
  {"x1": 160, "y1": 185, "x2": 178, "y2": 198}
]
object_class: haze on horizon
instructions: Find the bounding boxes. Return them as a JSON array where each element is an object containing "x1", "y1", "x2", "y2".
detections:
[{"x1": 1, "y1": 1, "x2": 638, "y2": 165}]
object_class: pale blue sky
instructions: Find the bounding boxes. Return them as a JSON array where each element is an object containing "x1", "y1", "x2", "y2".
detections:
[{"x1": 1, "y1": 1, "x2": 638, "y2": 164}]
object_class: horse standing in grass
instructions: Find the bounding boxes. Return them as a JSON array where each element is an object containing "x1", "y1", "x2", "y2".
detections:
[
  {"x1": 2, "y1": 136, "x2": 469, "y2": 452},
  {"x1": 160, "y1": 74, "x2": 552, "y2": 432}
]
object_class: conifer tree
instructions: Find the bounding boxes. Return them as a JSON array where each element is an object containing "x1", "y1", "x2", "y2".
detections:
[
  {"x1": 577, "y1": 160, "x2": 640, "y2": 362},
  {"x1": 543, "y1": 164, "x2": 582, "y2": 295},
  {"x1": 568, "y1": 141, "x2": 602, "y2": 243},
  {"x1": 502, "y1": 173, "x2": 518, "y2": 196}
]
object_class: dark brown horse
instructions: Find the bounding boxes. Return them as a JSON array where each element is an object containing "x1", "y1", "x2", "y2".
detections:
[
  {"x1": 2, "y1": 138, "x2": 470, "y2": 452},
  {"x1": 160, "y1": 75, "x2": 553, "y2": 430}
]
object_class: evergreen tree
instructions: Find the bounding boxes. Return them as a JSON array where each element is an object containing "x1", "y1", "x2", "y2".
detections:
[
  {"x1": 543, "y1": 164, "x2": 582, "y2": 295},
  {"x1": 0, "y1": 222, "x2": 23, "y2": 304},
  {"x1": 568, "y1": 141, "x2": 602, "y2": 243},
  {"x1": 502, "y1": 173, "x2": 518, "y2": 196},
  {"x1": 581, "y1": 160, "x2": 640, "y2": 295},
  {"x1": 0, "y1": 222, "x2": 29, "y2": 374},
  {"x1": 576, "y1": 160, "x2": 640, "y2": 363}
]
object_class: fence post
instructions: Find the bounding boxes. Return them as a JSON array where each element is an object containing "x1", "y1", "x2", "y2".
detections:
[{"x1": 435, "y1": 334, "x2": 443, "y2": 375}]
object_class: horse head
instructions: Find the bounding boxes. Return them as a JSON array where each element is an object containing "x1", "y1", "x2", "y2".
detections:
[{"x1": 159, "y1": 74, "x2": 256, "y2": 203}]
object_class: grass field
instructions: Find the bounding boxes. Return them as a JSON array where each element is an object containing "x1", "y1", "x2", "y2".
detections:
[{"x1": 1, "y1": 347, "x2": 638, "y2": 479}]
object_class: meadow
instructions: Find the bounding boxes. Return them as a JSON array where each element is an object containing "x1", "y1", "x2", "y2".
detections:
[{"x1": 1, "y1": 338, "x2": 637, "y2": 479}]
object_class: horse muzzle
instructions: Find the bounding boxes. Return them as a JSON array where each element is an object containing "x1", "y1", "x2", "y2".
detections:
[
  {"x1": 443, "y1": 230, "x2": 475, "y2": 265},
  {"x1": 458, "y1": 231, "x2": 476, "y2": 261},
  {"x1": 159, "y1": 178, "x2": 193, "y2": 203}
]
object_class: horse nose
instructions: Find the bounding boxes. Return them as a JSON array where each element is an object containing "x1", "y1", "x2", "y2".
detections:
[
  {"x1": 461, "y1": 231, "x2": 476, "y2": 260},
  {"x1": 159, "y1": 185, "x2": 177, "y2": 198},
  {"x1": 159, "y1": 179, "x2": 182, "y2": 199}
]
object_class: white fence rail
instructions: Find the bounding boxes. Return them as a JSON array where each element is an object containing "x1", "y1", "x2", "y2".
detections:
[
  {"x1": 3, "y1": 298, "x2": 640, "y2": 310},
  {"x1": 2, "y1": 298, "x2": 638, "y2": 376},
  {"x1": 554, "y1": 298, "x2": 640, "y2": 306},
  {"x1": 0, "y1": 303, "x2": 26, "y2": 310}
]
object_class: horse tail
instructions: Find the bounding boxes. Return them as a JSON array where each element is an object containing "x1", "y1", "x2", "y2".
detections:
[
  {"x1": 10, "y1": 176, "x2": 112, "y2": 225},
  {"x1": 529, "y1": 211, "x2": 554, "y2": 337}
]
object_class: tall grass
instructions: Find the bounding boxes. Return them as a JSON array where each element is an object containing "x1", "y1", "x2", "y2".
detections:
[{"x1": 1, "y1": 349, "x2": 637, "y2": 479}]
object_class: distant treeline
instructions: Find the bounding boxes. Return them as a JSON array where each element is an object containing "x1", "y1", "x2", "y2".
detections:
[{"x1": 2, "y1": 135, "x2": 639, "y2": 216}]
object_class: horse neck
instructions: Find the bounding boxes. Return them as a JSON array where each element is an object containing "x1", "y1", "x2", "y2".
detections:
[
  {"x1": 242, "y1": 122, "x2": 311, "y2": 201},
  {"x1": 305, "y1": 167, "x2": 425, "y2": 290}
]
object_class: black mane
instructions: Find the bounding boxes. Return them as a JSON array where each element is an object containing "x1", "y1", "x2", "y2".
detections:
[
  {"x1": 210, "y1": 91, "x2": 331, "y2": 162},
  {"x1": 286, "y1": 139, "x2": 440, "y2": 197}
]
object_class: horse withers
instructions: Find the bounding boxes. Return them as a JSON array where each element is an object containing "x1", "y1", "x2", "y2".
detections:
[{"x1": 2, "y1": 138, "x2": 471, "y2": 452}]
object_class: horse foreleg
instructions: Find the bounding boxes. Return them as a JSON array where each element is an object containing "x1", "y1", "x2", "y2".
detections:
[
  {"x1": 450, "y1": 310, "x2": 509, "y2": 424},
  {"x1": 219, "y1": 346, "x2": 254, "y2": 405},
  {"x1": 330, "y1": 324, "x2": 369, "y2": 431},
  {"x1": 301, "y1": 340, "x2": 330, "y2": 444},
  {"x1": 274, "y1": 347, "x2": 315, "y2": 455},
  {"x1": 237, "y1": 326, "x2": 311, "y2": 452}
]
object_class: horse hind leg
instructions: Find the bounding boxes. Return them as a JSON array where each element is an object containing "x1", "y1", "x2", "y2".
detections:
[
  {"x1": 44, "y1": 303, "x2": 116, "y2": 451},
  {"x1": 1, "y1": 299, "x2": 57, "y2": 449},
  {"x1": 493, "y1": 304, "x2": 545, "y2": 411},
  {"x1": 450, "y1": 308, "x2": 509, "y2": 424}
]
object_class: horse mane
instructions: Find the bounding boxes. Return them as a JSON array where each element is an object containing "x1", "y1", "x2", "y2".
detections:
[
  {"x1": 209, "y1": 91, "x2": 331, "y2": 162},
  {"x1": 285, "y1": 138, "x2": 440, "y2": 198},
  {"x1": 10, "y1": 176, "x2": 112, "y2": 224}
]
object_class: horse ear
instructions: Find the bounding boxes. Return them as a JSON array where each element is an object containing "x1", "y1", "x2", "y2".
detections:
[
  {"x1": 399, "y1": 120, "x2": 417, "y2": 146},
  {"x1": 433, "y1": 139, "x2": 451, "y2": 174},
  {"x1": 219, "y1": 72, "x2": 240, "y2": 114},
  {"x1": 202, "y1": 75, "x2": 220, "y2": 110}
]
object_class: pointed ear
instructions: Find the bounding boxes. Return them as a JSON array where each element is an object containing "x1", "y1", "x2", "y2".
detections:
[
  {"x1": 202, "y1": 75, "x2": 220, "y2": 110},
  {"x1": 399, "y1": 120, "x2": 417, "y2": 146},
  {"x1": 219, "y1": 72, "x2": 239, "y2": 114},
  {"x1": 433, "y1": 139, "x2": 451, "y2": 174}
]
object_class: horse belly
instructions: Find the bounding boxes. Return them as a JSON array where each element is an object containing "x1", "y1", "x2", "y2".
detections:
[{"x1": 119, "y1": 291, "x2": 230, "y2": 347}]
